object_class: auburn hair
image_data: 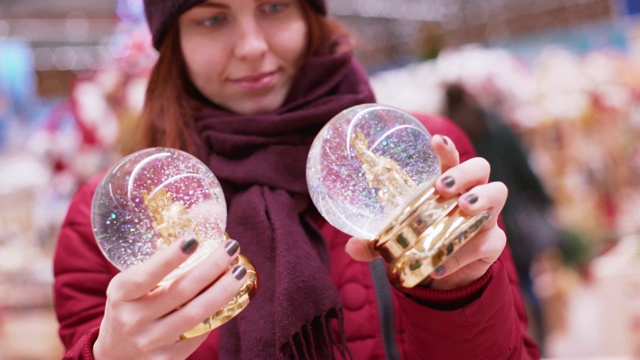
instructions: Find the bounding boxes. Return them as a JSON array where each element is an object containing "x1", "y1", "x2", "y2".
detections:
[{"x1": 129, "y1": 1, "x2": 351, "y2": 155}]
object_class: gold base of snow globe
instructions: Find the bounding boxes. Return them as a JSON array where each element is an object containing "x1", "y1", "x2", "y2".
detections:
[{"x1": 374, "y1": 182, "x2": 491, "y2": 289}]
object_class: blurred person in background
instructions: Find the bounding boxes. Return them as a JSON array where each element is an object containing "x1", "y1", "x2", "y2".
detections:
[
  {"x1": 52, "y1": 0, "x2": 540, "y2": 359},
  {"x1": 444, "y1": 82, "x2": 562, "y2": 348}
]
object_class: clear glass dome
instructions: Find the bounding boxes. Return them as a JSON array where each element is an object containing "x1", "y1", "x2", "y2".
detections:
[
  {"x1": 307, "y1": 104, "x2": 440, "y2": 239},
  {"x1": 92, "y1": 147, "x2": 226, "y2": 283}
]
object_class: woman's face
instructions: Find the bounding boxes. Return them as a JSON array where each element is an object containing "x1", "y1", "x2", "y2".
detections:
[{"x1": 179, "y1": 0, "x2": 308, "y2": 115}]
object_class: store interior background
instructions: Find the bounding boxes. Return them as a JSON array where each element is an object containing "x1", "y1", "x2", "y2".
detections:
[{"x1": 1, "y1": 0, "x2": 640, "y2": 358}]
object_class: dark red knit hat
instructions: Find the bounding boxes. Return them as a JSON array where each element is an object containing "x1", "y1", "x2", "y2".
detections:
[{"x1": 144, "y1": 0, "x2": 327, "y2": 50}]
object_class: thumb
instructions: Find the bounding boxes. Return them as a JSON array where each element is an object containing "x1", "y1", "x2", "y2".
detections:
[{"x1": 345, "y1": 237, "x2": 380, "y2": 262}]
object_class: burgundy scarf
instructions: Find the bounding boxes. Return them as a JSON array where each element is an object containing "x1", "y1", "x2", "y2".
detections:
[{"x1": 189, "y1": 50, "x2": 376, "y2": 359}]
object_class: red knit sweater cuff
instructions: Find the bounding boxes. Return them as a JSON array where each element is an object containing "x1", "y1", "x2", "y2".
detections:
[
  {"x1": 400, "y1": 264, "x2": 494, "y2": 310},
  {"x1": 82, "y1": 327, "x2": 100, "y2": 359}
]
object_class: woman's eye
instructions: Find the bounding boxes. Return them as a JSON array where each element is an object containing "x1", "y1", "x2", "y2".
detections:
[
  {"x1": 202, "y1": 14, "x2": 227, "y2": 27},
  {"x1": 263, "y1": 3, "x2": 287, "y2": 14}
]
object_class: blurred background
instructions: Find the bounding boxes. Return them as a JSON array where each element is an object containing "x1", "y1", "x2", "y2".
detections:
[{"x1": 1, "y1": 0, "x2": 639, "y2": 358}]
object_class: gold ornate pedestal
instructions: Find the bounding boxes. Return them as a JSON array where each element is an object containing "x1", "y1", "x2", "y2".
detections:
[
  {"x1": 374, "y1": 181, "x2": 491, "y2": 289},
  {"x1": 180, "y1": 254, "x2": 258, "y2": 339}
]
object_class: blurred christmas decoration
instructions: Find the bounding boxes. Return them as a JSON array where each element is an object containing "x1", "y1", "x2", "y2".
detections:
[{"x1": 371, "y1": 44, "x2": 640, "y2": 245}]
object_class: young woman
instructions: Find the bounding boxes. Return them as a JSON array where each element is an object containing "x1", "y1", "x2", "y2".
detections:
[{"x1": 53, "y1": 0, "x2": 540, "y2": 358}]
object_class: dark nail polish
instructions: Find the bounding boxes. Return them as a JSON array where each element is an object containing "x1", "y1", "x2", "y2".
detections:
[
  {"x1": 442, "y1": 136, "x2": 449, "y2": 146},
  {"x1": 232, "y1": 265, "x2": 247, "y2": 280},
  {"x1": 225, "y1": 240, "x2": 239, "y2": 257},
  {"x1": 181, "y1": 238, "x2": 198, "y2": 254},
  {"x1": 465, "y1": 194, "x2": 479, "y2": 204},
  {"x1": 442, "y1": 176, "x2": 455, "y2": 188},
  {"x1": 435, "y1": 265, "x2": 445, "y2": 276}
]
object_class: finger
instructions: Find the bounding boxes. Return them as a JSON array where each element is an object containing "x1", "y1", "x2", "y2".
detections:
[
  {"x1": 345, "y1": 237, "x2": 379, "y2": 262},
  {"x1": 108, "y1": 238, "x2": 200, "y2": 301},
  {"x1": 169, "y1": 335, "x2": 209, "y2": 359},
  {"x1": 457, "y1": 182, "x2": 508, "y2": 229},
  {"x1": 123, "y1": 320, "x2": 208, "y2": 359},
  {"x1": 149, "y1": 239, "x2": 241, "y2": 317},
  {"x1": 432, "y1": 135, "x2": 459, "y2": 172},
  {"x1": 154, "y1": 264, "x2": 248, "y2": 344},
  {"x1": 435, "y1": 157, "x2": 490, "y2": 197},
  {"x1": 430, "y1": 226, "x2": 506, "y2": 281}
]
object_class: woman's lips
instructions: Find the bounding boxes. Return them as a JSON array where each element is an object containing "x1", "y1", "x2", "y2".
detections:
[{"x1": 231, "y1": 70, "x2": 278, "y2": 91}]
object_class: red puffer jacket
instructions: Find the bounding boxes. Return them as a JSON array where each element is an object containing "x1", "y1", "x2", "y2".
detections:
[{"x1": 54, "y1": 114, "x2": 540, "y2": 359}]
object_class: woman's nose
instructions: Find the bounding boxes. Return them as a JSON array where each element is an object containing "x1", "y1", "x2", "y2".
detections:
[{"x1": 233, "y1": 19, "x2": 268, "y2": 60}]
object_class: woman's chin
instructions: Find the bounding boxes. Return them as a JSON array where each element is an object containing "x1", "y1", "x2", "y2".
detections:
[{"x1": 225, "y1": 96, "x2": 286, "y2": 116}]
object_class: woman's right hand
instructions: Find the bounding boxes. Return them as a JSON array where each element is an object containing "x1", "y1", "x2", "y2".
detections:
[{"x1": 93, "y1": 238, "x2": 247, "y2": 360}]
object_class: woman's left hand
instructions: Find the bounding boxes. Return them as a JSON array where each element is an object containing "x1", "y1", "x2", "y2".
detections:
[{"x1": 345, "y1": 134, "x2": 508, "y2": 290}]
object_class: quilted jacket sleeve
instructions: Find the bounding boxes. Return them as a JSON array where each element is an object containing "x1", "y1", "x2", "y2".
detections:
[
  {"x1": 53, "y1": 175, "x2": 118, "y2": 359},
  {"x1": 391, "y1": 114, "x2": 540, "y2": 359}
]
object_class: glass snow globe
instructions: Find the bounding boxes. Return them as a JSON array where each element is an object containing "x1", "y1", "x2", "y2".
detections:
[
  {"x1": 307, "y1": 104, "x2": 490, "y2": 288},
  {"x1": 92, "y1": 147, "x2": 257, "y2": 338}
]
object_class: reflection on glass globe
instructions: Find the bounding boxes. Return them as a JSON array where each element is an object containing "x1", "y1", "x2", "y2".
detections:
[
  {"x1": 92, "y1": 147, "x2": 227, "y2": 284},
  {"x1": 307, "y1": 103, "x2": 440, "y2": 239}
]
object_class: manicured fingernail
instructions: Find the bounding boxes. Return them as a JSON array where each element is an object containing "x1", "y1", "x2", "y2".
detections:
[
  {"x1": 442, "y1": 176, "x2": 455, "y2": 188},
  {"x1": 441, "y1": 136, "x2": 449, "y2": 146},
  {"x1": 232, "y1": 265, "x2": 247, "y2": 280},
  {"x1": 225, "y1": 240, "x2": 239, "y2": 257},
  {"x1": 435, "y1": 265, "x2": 445, "y2": 276},
  {"x1": 181, "y1": 238, "x2": 198, "y2": 254},
  {"x1": 465, "y1": 193, "x2": 478, "y2": 204}
]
